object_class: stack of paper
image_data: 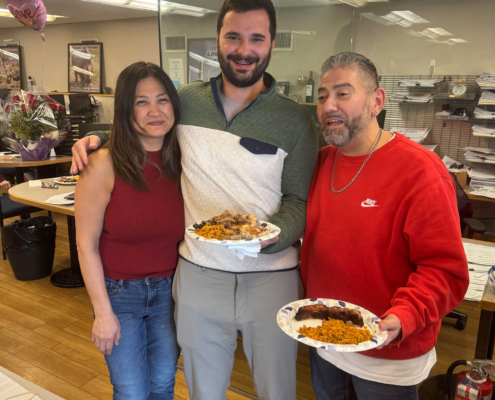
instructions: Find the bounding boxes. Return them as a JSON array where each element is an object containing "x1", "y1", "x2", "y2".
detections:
[
  {"x1": 476, "y1": 72, "x2": 495, "y2": 90},
  {"x1": 464, "y1": 147, "x2": 495, "y2": 164},
  {"x1": 479, "y1": 91, "x2": 495, "y2": 105},
  {"x1": 463, "y1": 242, "x2": 494, "y2": 301},
  {"x1": 442, "y1": 155, "x2": 464, "y2": 169},
  {"x1": 468, "y1": 164, "x2": 495, "y2": 199},
  {"x1": 392, "y1": 127, "x2": 430, "y2": 143},
  {"x1": 474, "y1": 107, "x2": 495, "y2": 120},
  {"x1": 390, "y1": 92, "x2": 435, "y2": 103},
  {"x1": 472, "y1": 125, "x2": 495, "y2": 138},
  {"x1": 436, "y1": 110, "x2": 453, "y2": 117},
  {"x1": 398, "y1": 79, "x2": 442, "y2": 87}
]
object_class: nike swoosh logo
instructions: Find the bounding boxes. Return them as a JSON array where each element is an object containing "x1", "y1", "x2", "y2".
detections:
[{"x1": 361, "y1": 202, "x2": 380, "y2": 207}]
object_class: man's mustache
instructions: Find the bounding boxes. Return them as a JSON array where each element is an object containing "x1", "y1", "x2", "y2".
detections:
[
  {"x1": 227, "y1": 54, "x2": 260, "y2": 63},
  {"x1": 320, "y1": 113, "x2": 348, "y2": 124}
]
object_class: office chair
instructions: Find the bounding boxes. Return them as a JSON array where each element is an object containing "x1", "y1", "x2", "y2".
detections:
[
  {"x1": 0, "y1": 194, "x2": 42, "y2": 260},
  {"x1": 49, "y1": 94, "x2": 66, "y2": 108}
]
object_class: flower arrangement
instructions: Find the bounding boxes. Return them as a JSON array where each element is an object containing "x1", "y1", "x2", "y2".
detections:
[{"x1": 2, "y1": 90, "x2": 68, "y2": 161}]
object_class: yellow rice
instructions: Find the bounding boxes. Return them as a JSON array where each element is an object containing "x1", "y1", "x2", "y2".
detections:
[{"x1": 298, "y1": 318, "x2": 373, "y2": 345}]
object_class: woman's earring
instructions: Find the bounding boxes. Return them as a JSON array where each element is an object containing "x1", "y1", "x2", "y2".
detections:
[{"x1": 374, "y1": 111, "x2": 378, "y2": 115}]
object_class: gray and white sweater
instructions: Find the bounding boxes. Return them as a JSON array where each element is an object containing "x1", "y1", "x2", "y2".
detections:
[{"x1": 91, "y1": 73, "x2": 318, "y2": 273}]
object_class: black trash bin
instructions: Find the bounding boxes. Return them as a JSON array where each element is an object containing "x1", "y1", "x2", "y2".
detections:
[{"x1": 2, "y1": 216, "x2": 57, "y2": 281}]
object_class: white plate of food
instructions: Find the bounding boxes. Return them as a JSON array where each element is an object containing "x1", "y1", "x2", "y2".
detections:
[
  {"x1": 277, "y1": 298, "x2": 387, "y2": 352},
  {"x1": 186, "y1": 210, "x2": 281, "y2": 245},
  {"x1": 53, "y1": 176, "x2": 79, "y2": 185}
]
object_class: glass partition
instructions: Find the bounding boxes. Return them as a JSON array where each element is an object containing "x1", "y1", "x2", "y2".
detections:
[
  {"x1": 352, "y1": 0, "x2": 495, "y2": 164},
  {"x1": 159, "y1": 0, "x2": 353, "y2": 104}
]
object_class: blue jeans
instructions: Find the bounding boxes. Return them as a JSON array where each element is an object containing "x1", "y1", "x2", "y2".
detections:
[
  {"x1": 309, "y1": 347, "x2": 418, "y2": 400},
  {"x1": 104, "y1": 276, "x2": 180, "y2": 400}
]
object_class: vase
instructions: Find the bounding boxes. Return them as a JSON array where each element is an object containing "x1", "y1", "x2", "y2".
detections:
[{"x1": 12, "y1": 136, "x2": 60, "y2": 162}]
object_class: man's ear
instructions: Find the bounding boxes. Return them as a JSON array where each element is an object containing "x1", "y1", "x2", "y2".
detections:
[{"x1": 373, "y1": 87, "x2": 386, "y2": 115}]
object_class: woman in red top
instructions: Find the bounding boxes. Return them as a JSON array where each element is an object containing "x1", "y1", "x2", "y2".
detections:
[{"x1": 75, "y1": 62, "x2": 184, "y2": 400}]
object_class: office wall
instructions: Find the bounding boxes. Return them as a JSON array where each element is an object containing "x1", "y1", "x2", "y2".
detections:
[
  {"x1": 353, "y1": 0, "x2": 495, "y2": 75},
  {"x1": 0, "y1": 17, "x2": 160, "y2": 93},
  {"x1": 161, "y1": 5, "x2": 353, "y2": 100}
]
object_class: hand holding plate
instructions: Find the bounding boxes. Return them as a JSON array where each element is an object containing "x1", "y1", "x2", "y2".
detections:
[{"x1": 376, "y1": 314, "x2": 401, "y2": 348}]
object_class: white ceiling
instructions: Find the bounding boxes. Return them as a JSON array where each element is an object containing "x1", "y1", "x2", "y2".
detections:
[
  {"x1": 0, "y1": 0, "x2": 445, "y2": 30},
  {"x1": 0, "y1": 0, "x2": 356, "y2": 29},
  {"x1": 0, "y1": 0, "x2": 158, "y2": 29}
]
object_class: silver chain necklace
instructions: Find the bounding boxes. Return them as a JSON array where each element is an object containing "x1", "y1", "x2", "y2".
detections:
[{"x1": 331, "y1": 128, "x2": 383, "y2": 194}]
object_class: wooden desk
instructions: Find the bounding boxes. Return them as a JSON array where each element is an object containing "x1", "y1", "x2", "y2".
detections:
[
  {"x1": 0, "y1": 156, "x2": 72, "y2": 185},
  {"x1": 464, "y1": 186, "x2": 495, "y2": 203},
  {"x1": 463, "y1": 238, "x2": 495, "y2": 359},
  {"x1": 8, "y1": 181, "x2": 84, "y2": 288}
]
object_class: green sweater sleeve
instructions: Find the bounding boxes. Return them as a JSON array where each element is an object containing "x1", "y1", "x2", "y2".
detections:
[
  {"x1": 86, "y1": 130, "x2": 111, "y2": 144},
  {"x1": 261, "y1": 116, "x2": 319, "y2": 254}
]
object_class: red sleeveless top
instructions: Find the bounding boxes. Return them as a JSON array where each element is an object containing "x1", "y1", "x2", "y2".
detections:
[{"x1": 99, "y1": 151, "x2": 184, "y2": 280}]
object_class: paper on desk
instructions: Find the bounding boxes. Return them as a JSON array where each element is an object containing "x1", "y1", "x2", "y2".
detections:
[
  {"x1": 463, "y1": 242, "x2": 495, "y2": 265},
  {"x1": 465, "y1": 289, "x2": 484, "y2": 302},
  {"x1": 469, "y1": 188, "x2": 495, "y2": 199},
  {"x1": 443, "y1": 155, "x2": 463, "y2": 169},
  {"x1": 28, "y1": 180, "x2": 42, "y2": 187},
  {"x1": 468, "y1": 262, "x2": 493, "y2": 272},
  {"x1": 45, "y1": 191, "x2": 74, "y2": 205}
]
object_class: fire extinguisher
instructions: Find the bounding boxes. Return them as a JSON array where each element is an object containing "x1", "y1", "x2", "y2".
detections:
[{"x1": 446, "y1": 359, "x2": 495, "y2": 400}]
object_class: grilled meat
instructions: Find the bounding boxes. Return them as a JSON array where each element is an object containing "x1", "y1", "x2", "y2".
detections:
[{"x1": 294, "y1": 304, "x2": 364, "y2": 327}]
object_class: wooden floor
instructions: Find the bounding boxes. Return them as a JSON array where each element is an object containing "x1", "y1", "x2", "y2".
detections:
[{"x1": 0, "y1": 212, "x2": 488, "y2": 399}]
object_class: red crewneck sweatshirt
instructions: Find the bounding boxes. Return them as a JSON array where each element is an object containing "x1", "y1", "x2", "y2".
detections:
[{"x1": 300, "y1": 134, "x2": 469, "y2": 360}]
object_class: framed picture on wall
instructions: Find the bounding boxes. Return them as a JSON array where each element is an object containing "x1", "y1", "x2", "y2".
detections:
[
  {"x1": 0, "y1": 46, "x2": 22, "y2": 90},
  {"x1": 187, "y1": 38, "x2": 220, "y2": 83},
  {"x1": 68, "y1": 42, "x2": 103, "y2": 94},
  {"x1": 275, "y1": 81, "x2": 290, "y2": 96}
]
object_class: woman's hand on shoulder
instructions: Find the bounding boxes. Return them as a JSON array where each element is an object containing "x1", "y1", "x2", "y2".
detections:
[{"x1": 92, "y1": 312, "x2": 121, "y2": 355}]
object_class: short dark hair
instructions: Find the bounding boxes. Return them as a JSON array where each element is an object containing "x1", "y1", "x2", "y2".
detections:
[
  {"x1": 109, "y1": 62, "x2": 181, "y2": 190},
  {"x1": 321, "y1": 52, "x2": 379, "y2": 94},
  {"x1": 217, "y1": 0, "x2": 277, "y2": 41}
]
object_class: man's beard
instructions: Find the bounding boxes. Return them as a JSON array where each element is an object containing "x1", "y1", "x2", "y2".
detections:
[
  {"x1": 218, "y1": 47, "x2": 271, "y2": 88},
  {"x1": 321, "y1": 106, "x2": 372, "y2": 148}
]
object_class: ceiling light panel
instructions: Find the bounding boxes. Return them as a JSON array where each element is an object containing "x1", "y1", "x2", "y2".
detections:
[
  {"x1": 79, "y1": 0, "x2": 215, "y2": 15},
  {"x1": 360, "y1": 12, "x2": 394, "y2": 25},
  {"x1": 0, "y1": 7, "x2": 66, "y2": 21},
  {"x1": 426, "y1": 27, "x2": 453, "y2": 36},
  {"x1": 391, "y1": 10, "x2": 429, "y2": 23}
]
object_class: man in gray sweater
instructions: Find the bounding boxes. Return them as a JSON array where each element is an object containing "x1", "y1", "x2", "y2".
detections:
[{"x1": 71, "y1": 0, "x2": 318, "y2": 398}]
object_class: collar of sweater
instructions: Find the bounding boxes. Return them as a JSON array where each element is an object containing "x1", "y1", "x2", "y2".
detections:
[{"x1": 210, "y1": 72, "x2": 277, "y2": 112}]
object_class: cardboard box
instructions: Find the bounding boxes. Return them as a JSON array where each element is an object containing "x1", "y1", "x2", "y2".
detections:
[{"x1": 454, "y1": 170, "x2": 468, "y2": 188}]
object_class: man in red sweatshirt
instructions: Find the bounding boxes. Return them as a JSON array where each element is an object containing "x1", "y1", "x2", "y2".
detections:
[{"x1": 299, "y1": 52, "x2": 469, "y2": 400}]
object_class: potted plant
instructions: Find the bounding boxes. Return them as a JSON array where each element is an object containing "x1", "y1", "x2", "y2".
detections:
[{"x1": 1, "y1": 90, "x2": 68, "y2": 161}]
